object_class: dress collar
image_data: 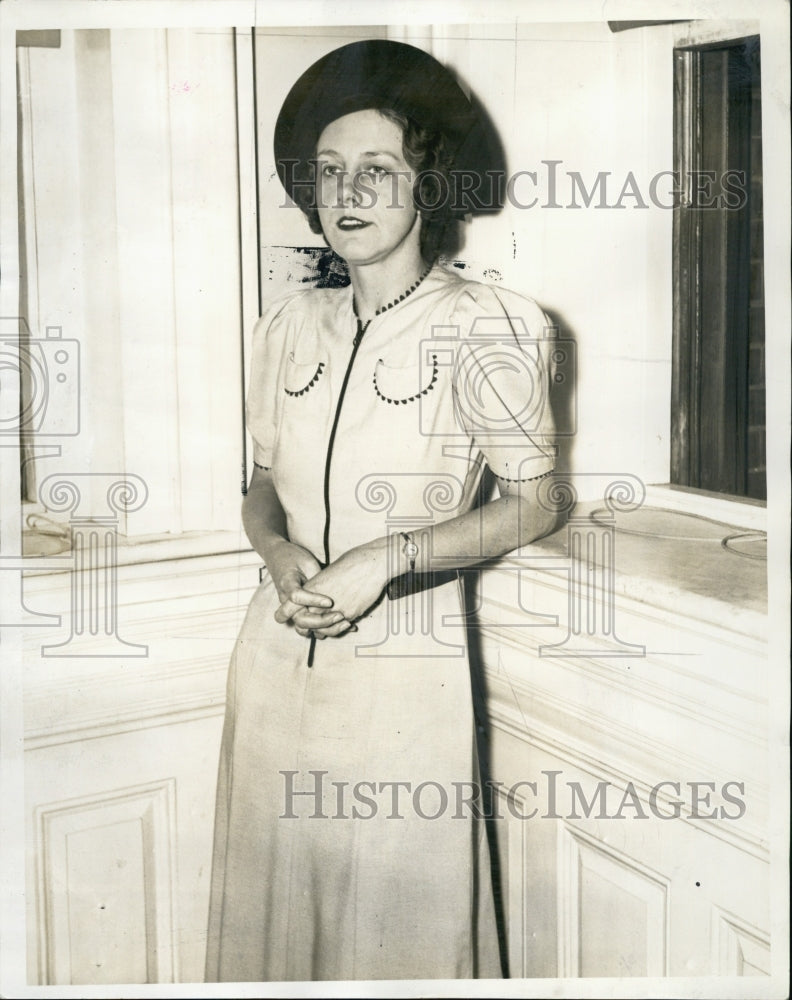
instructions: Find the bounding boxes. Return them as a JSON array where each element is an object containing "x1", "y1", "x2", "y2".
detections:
[{"x1": 351, "y1": 264, "x2": 434, "y2": 326}]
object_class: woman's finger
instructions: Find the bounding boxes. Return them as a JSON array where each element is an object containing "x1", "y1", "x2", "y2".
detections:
[
  {"x1": 313, "y1": 619, "x2": 358, "y2": 638},
  {"x1": 274, "y1": 587, "x2": 334, "y2": 623},
  {"x1": 290, "y1": 608, "x2": 346, "y2": 630},
  {"x1": 291, "y1": 586, "x2": 333, "y2": 608},
  {"x1": 274, "y1": 599, "x2": 300, "y2": 624}
]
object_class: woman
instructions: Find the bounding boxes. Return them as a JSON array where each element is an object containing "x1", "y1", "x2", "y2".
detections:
[{"x1": 206, "y1": 39, "x2": 557, "y2": 983}]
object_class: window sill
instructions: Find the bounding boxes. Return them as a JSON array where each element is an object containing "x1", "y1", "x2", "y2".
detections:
[
  {"x1": 499, "y1": 500, "x2": 766, "y2": 641},
  {"x1": 644, "y1": 483, "x2": 766, "y2": 532},
  {"x1": 19, "y1": 528, "x2": 255, "y2": 577}
]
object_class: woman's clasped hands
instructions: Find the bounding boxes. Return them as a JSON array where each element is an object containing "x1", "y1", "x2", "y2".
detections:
[{"x1": 268, "y1": 538, "x2": 390, "y2": 639}]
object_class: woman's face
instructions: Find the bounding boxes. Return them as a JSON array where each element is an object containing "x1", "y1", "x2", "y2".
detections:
[{"x1": 315, "y1": 109, "x2": 421, "y2": 268}]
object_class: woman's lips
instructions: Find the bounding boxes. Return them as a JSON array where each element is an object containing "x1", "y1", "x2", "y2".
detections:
[{"x1": 336, "y1": 216, "x2": 371, "y2": 231}]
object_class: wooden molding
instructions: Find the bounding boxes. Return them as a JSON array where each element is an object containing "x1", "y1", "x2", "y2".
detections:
[
  {"x1": 35, "y1": 780, "x2": 178, "y2": 985},
  {"x1": 484, "y1": 675, "x2": 769, "y2": 861},
  {"x1": 711, "y1": 905, "x2": 771, "y2": 976},
  {"x1": 557, "y1": 823, "x2": 670, "y2": 977}
]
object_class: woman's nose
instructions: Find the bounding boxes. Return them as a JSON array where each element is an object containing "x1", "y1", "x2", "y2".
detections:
[{"x1": 339, "y1": 171, "x2": 361, "y2": 208}]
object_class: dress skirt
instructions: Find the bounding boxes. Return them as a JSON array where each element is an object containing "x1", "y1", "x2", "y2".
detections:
[{"x1": 205, "y1": 570, "x2": 503, "y2": 982}]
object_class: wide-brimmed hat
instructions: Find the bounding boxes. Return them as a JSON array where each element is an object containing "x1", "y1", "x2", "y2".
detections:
[{"x1": 274, "y1": 39, "x2": 503, "y2": 216}]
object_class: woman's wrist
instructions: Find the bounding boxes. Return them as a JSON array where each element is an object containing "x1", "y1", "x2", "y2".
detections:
[
  {"x1": 258, "y1": 533, "x2": 294, "y2": 568},
  {"x1": 352, "y1": 534, "x2": 399, "y2": 588},
  {"x1": 369, "y1": 532, "x2": 418, "y2": 583}
]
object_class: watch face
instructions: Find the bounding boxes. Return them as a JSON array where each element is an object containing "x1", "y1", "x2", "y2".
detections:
[{"x1": 404, "y1": 541, "x2": 419, "y2": 559}]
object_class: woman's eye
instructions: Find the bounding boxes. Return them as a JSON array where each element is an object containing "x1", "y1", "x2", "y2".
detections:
[
  {"x1": 320, "y1": 164, "x2": 341, "y2": 177},
  {"x1": 363, "y1": 165, "x2": 389, "y2": 180}
]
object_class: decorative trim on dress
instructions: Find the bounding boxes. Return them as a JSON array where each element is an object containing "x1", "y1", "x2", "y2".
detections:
[
  {"x1": 284, "y1": 361, "x2": 325, "y2": 397},
  {"x1": 369, "y1": 266, "x2": 432, "y2": 315},
  {"x1": 494, "y1": 468, "x2": 554, "y2": 483},
  {"x1": 373, "y1": 354, "x2": 438, "y2": 405}
]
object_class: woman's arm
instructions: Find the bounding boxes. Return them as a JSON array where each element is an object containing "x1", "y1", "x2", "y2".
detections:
[
  {"x1": 242, "y1": 465, "x2": 290, "y2": 561},
  {"x1": 403, "y1": 476, "x2": 557, "y2": 575},
  {"x1": 289, "y1": 475, "x2": 558, "y2": 625},
  {"x1": 244, "y1": 466, "x2": 350, "y2": 637}
]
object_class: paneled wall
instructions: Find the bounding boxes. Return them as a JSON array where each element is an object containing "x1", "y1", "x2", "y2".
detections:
[
  {"x1": 21, "y1": 520, "x2": 770, "y2": 985},
  {"x1": 476, "y1": 517, "x2": 769, "y2": 979},
  {"x1": 24, "y1": 550, "x2": 260, "y2": 985}
]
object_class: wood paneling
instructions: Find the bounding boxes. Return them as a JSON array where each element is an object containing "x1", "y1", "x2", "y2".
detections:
[
  {"x1": 478, "y1": 524, "x2": 769, "y2": 979},
  {"x1": 557, "y1": 824, "x2": 669, "y2": 977},
  {"x1": 35, "y1": 781, "x2": 177, "y2": 985},
  {"x1": 712, "y1": 907, "x2": 771, "y2": 976},
  {"x1": 24, "y1": 549, "x2": 258, "y2": 984}
]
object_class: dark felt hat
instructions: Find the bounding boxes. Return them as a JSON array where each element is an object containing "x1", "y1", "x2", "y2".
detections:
[{"x1": 274, "y1": 39, "x2": 502, "y2": 215}]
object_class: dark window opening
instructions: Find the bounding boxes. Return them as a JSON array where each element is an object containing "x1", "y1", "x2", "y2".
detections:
[{"x1": 671, "y1": 36, "x2": 765, "y2": 501}]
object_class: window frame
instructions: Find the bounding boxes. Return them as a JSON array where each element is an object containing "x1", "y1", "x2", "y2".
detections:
[{"x1": 671, "y1": 33, "x2": 764, "y2": 503}]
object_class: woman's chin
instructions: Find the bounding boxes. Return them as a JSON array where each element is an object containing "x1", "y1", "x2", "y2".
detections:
[
  {"x1": 324, "y1": 231, "x2": 375, "y2": 260},
  {"x1": 326, "y1": 236, "x2": 423, "y2": 271},
  {"x1": 326, "y1": 246, "x2": 386, "y2": 269}
]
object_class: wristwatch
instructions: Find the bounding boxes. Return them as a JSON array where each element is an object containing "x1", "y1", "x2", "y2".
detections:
[{"x1": 400, "y1": 531, "x2": 419, "y2": 573}]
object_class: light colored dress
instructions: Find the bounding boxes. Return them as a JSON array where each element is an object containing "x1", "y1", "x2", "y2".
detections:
[{"x1": 205, "y1": 264, "x2": 555, "y2": 982}]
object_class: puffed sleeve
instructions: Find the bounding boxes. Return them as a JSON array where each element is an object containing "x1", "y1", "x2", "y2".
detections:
[
  {"x1": 245, "y1": 289, "x2": 303, "y2": 469},
  {"x1": 450, "y1": 282, "x2": 556, "y2": 481}
]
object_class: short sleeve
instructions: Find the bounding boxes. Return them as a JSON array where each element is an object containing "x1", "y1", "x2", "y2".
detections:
[
  {"x1": 245, "y1": 290, "x2": 303, "y2": 469},
  {"x1": 451, "y1": 283, "x2": 556, "y2": 481}
]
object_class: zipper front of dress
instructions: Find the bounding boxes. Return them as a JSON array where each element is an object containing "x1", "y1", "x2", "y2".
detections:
[{"x1": 307, "y1": 314, "x2": 369, "y2": 667}]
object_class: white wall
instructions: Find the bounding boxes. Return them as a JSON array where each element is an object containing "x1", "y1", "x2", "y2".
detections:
[
  {"x1": 19, "y1": 28, "x2": 244, "y2": 537},
  {"x1": 440, "y1": 23, "x2": 675, "y2": 492}
]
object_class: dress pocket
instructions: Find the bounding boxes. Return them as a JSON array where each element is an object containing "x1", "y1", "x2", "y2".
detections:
[
  {"x1": 283, "y1": 354, "x2": 326, "y2": 397},
  {"x1": 372, "y1": 352, "x2": 439, "y2": 405}
]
